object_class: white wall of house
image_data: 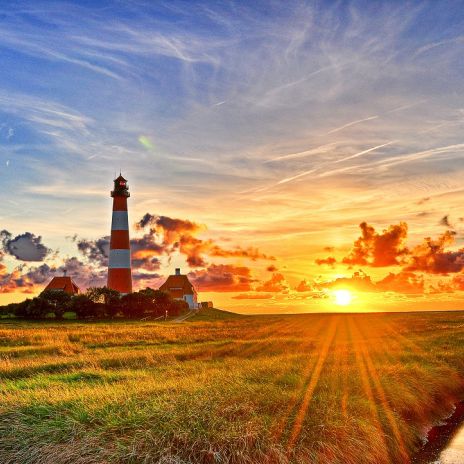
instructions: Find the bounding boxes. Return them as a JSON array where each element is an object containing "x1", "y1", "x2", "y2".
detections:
[{"x1": 183, "y1": 294, "x2": 198, "y2": 309}]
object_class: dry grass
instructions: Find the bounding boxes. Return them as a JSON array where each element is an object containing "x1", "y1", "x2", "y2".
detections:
[{"x1": 1, "y1": 310, "x2": 464, "y2": 463}]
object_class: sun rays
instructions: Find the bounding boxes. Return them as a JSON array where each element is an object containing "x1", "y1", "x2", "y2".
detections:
[{"x1": 268, "y1": 314, "x2": 427, "y2": 462}]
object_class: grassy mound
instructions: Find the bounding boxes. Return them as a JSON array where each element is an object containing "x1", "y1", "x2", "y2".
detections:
[{"x1": 189, "y1": 307, "x2": 246, "y2": 321}]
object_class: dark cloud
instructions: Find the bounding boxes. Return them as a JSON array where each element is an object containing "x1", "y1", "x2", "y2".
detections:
[
  {"x1": 77, "y1": 236, "x2": 110, "y2": 266},
  {"x1": 136, "y1": 213, "x2": 202, "y2": 239},
  {"x1": 405, "y1": 230, "x2": 464, "y2": 275},
  {"x1": 255, "y1": 273, "x2": 289, "y2": 293},
  {"x1": 439, "y1": 215, "x2": 454, "y2": 229},
  {"x1": 1, "y1": 230, "x2": 51, "y2": 261},
  {"x1": 77, "y1": 232, "x2": 164, "y2": 271},
  {"x1": 266, "y1": 264, "x2": 278, "y2": 272},
  {"x1": 315, "y1": 256, "x2": 337, "y2": 267},
  {"x1": 58, "y1": 257, "x2": 107, "y2": 289},
  {"x1": 342, "y1": 222, "x2": 409, "y2": 267},
  {"x1": 0, "y1": 263, "x2": 55, "y2": 293},
  {"x1": 132, "y1": 270, "x2": 161, "y2": 286},
  {"x1": 132, "y1": 256, "x2": 161, "y2": 271},
  {"x1": 188, "y1": 264, "x2": 254, "y2": 292}
]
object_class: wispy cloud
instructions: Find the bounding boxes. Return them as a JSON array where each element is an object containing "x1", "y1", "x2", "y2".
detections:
[{"x1": 325, "y1": 116, "x2": 379, "y2": 135}]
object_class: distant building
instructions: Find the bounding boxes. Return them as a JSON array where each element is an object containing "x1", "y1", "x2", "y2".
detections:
[
  {"x1": 159, "y1": 268, "x2": 198, "y2": 309},
  {"x1": 44, "y1": 272, "x2": 80, "y2": 295},
  {"x1": 200, "y1": 301, "x2": 214, "y2": 309}
]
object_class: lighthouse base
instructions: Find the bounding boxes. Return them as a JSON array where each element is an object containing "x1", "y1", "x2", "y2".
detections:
[{"x1": 108, "y1": 268, "x2": 132, "y2": 294}]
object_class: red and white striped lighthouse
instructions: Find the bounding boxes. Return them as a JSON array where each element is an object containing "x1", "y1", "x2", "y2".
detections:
[{"x1": 107, "y1": 174, "x2": 132, "y2": 294}]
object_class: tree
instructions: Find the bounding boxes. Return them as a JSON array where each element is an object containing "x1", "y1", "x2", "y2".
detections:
[
  {"x1": 70, "y1": 294, "x2": 98, "y2": 319},
  {"x1": 169, "y1": 299, "x2": 189, "y2": 317},
  {"x1": 120, "y1": 291, "x2": 152, "y2": 319},
  {"x1": 86, "y1": 287, "x2": 121, "y2": 318},
  {"x1": 40, "y1": 290, "x2": 72, "y2": 319},
  {"x1": 24, "y1": 297, "x2": 52, "y2": 319},
  {"x1": 152, "y1": 290, "x2": 173, "y2": 316}
]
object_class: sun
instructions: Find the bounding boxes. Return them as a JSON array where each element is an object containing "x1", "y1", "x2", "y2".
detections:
[{"x1": 333, "y1": 289, "x2": 352, "y2": 306}]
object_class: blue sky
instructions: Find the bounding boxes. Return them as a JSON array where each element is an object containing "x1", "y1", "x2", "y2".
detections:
[{"x1": 1, "y1": 1, "x2": 464, "y2": 311}]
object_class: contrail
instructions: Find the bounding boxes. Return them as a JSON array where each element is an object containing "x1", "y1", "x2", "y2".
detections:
[
  {"x1": 375, "y1": 143, "x2": 464, "y2": 169},
  {"x1": 326, "y1": 115, "x2": 378, "y2": 135},
  {"x1": 332, "y1": 141, "x2": 395, "y2": 164},
  {"x1": 386, "y1": 100, "x2": 426, "y2": 113},
  {"x1": 277, "y1": 168, "x2": 317, "y2": 185},
  {"x1": 276, "y1": 142, "x2": 393, "y2": 184},
  {"x1": 265, "y1": 142, "x2": 338, "y2": 163}
]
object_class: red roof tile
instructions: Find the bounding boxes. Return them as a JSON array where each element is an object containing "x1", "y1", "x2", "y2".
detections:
[
  {"x1": 45, "y1": 277, "x2": 80, "y2": 294},
  {"x1": 159, "y1": 274, "x2": 196, "y2": 296}
]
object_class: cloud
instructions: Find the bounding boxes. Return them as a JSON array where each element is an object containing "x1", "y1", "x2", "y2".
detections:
[
  {"x1": 0, "y1": 262, "x2": 56, "y2": 293},
  {"x1": 324, "y1": 270, "x2": 376, "y2": 292},
  {"x1": 188, "y1": 264, "x2": 254, "y2": 292},
  {"x1": 136, "y1": 213, "x2": 202, "y2": 237},
  {"x1": 266, "y1": 264, "x2": 278, "y2": 272},
  {"x1": 295, "y1": 279, "x2": 315, "y2": 292},
  {"x1": 0, "y1": 230, "x2": 51, "y2": 261},
  {"x1": 58, "y1": 257, "x2": 107, "y2": 289},
  {"x1": 255, "y1": 273, "x2": 289, "y2": 293},
  {"x1": 232, "y1": 293, "x2": 273, "y2": 300},
  {"x1": 77, "y1": 236, "x2": 110, "y2": 267},
  {"x1": 342, "y1": 222, "x2": 409, "y2": 267},
  {"x1": 136, "y1": 213, "x2": 274, "y2": 267},
  {"x1": 315, "y1": 256, "x2": 337, "y2": 267},
  {"x1": 451, "y1": 274, "x2": 464, "y2": 291},
  {"x1": 322, "y1": 269, "x2": 424, "y2": 295},
  {"x1": 132, "y1": 256, "x2": 161, "y2": 272},
  {"x1": 405, "y1": 230, "x2": 464, "y2": 275},
  {"x1": 439, "y1": 215, "x2": 454, "y2": 229},
  {"x1": 376, "y1": 271, "x2": 424, "y2": 294}
]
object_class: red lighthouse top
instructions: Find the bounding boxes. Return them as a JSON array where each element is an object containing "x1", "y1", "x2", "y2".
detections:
[{"x1": 111, "y1": 174, "x2": 130, "y2": 198}]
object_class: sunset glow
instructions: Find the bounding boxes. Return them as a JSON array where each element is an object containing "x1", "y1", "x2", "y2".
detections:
[
  {"x1": 0, "y1": 1, "x2": 463, "y2": 313},
  {"x1": 333, "y1": 290, "x2": 352, "y2": 306}
]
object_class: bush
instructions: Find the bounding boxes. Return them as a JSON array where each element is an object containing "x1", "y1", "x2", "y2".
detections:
[
  {"x1": 40, "y1": 290, "x2": 72, "y2": 319},
  {"x1": 70, "y1": 295, "x2": 98, "y2": 319},
  {"x1": 8, "y1": 286, "x2": 190, "y2": 321}
]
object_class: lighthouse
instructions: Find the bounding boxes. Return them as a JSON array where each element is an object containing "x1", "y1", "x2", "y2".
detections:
[{"x1": 107, "y1": 174, "x2": 132, "y2": 294}]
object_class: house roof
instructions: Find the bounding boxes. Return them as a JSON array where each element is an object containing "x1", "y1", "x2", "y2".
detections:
[
  {"x1": 45, "y1": 276, "x2": 80, "y2": 294},
  {"x1": 159, "y1": 274, "x2": 196, "y2": 296}
]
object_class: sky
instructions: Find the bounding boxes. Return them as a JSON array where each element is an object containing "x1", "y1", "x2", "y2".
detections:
[{"x1": 1, "y1": 0, "x2": 464, "y2": 313}]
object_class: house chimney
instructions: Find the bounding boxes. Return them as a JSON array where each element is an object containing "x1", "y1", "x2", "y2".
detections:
[
  {"x1": 63, "y1": 269, "x2": 67, "y2": 277},
  {"x1": 175, "y1": 268, "x2": 181, "y2": 275}
]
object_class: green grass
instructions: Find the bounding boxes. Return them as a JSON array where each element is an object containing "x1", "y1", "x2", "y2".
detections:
[{"x1": 1, "y1": 310, "x2": 464, "y2": 463}]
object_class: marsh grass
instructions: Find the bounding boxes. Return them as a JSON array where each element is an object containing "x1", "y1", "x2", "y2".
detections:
[{"x1": 1, "y1": 311, "x2": 464, "y2": 463}]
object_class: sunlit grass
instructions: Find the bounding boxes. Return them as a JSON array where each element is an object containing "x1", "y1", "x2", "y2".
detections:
[{"x1": 1, "y1": 310, "x2": 464, "y2": 463}]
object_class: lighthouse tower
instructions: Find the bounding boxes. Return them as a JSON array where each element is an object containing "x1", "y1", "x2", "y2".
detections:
[{"x1": 107, "y1": 174, "x2": 132, "y2": 294}]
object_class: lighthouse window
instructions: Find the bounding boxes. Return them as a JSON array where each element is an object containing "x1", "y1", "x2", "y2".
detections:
[{"x1": 119, "y1": 181, "x2": 126, "y2": 187}]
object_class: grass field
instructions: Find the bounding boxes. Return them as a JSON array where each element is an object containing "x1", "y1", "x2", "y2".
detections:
[{"x1": 1, "y1": 309, "x2": 464, "y2": 464}]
